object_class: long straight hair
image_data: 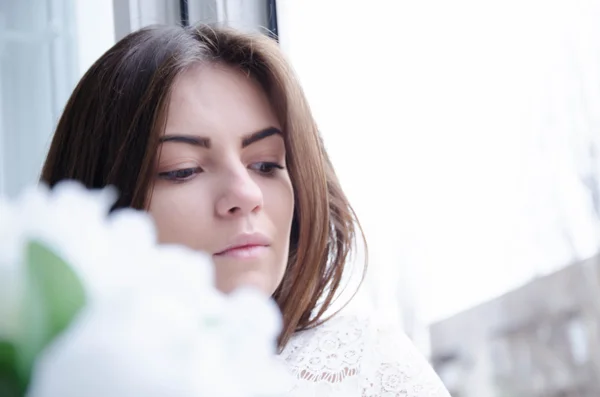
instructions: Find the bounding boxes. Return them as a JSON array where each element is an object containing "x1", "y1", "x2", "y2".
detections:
[{"x1": 41, "y1": 24, "x2": 366, "y2": 349}]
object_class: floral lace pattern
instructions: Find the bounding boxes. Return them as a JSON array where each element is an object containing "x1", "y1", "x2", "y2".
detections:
[{"x1": 278, "y1": 314, "x2": 452, "y2": 397}]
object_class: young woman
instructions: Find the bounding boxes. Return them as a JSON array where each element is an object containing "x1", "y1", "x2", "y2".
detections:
[{"x1": 41, "y1": 24, "x2": 450, "y2": 397}]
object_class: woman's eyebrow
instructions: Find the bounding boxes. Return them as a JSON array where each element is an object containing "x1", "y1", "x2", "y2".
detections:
[
  {"x1": 241, "y1": 127, "x2": 282, "y2": 148},
  {"x1": 159, "y1": 135, "x2": 210, "y2": 148},
  {"x1": 159, "y1": 127, "x2": 282, "y2": 149}
]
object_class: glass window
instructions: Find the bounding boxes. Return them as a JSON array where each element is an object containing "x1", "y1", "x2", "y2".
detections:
[{"x1": 0, "y1": 0, "x2": 77, "y2": 197}]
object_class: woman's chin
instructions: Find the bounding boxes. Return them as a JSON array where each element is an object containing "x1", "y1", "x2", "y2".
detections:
[{"x1": 216, "y1": 270, "x2": 275, "y2": 295}]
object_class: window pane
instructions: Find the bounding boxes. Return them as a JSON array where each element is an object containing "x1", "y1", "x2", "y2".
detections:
[{"x1": 0, "y1": 0, "x2": 77, "y2": 197}]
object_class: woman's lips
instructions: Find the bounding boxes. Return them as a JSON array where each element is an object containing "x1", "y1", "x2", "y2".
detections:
[
  {"x1": 214, "y1": 233, "x2": 271, "y2": 259},
  {"x1": 214, "y1": 244, "x2": 269, "y2": 259}
]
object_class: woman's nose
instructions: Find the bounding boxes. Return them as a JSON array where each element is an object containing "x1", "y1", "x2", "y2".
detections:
[{"x1": 215, "y1": 169, "x2": 263, "y2": 217}]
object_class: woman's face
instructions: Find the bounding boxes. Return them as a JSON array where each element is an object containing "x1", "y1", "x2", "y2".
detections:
[{"x1": 148, "y1": 63, "x2": 294, "y2": 294}]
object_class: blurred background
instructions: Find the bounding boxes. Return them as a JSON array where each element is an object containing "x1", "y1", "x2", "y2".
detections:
[{"x1": 2, "y1": 0, "x2": 600, "y2": 396}]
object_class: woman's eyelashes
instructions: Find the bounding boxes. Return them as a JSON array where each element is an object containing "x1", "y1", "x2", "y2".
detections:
[
  {"x1": 158, "y1": 167, "x2": 203, "y2": 182},
  {"x1": 158, "y1": 161, "x2": 284, "y2": 183},
  {"x1": 249, "y1": 162, "x2": 285, "y2": 177}
]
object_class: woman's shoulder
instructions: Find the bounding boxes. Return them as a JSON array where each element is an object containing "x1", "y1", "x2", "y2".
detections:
[
  {"x1": 279, "y1": 312, "x2": 452, "y2": 397},
  {"x1": 280, "y1": 313, "x2": 368, "y2": 378}
]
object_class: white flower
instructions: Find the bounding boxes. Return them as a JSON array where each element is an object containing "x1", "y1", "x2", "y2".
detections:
[
  {"x1": 0, "y1": 182, "x2": 119, "y2": 322},
  {"x1": 27, "y1": 294, "x2": 210, "y2": 397},
  {"x1": 218, "y1": 288, "x2": 291, "y2": 395},
  {"x1": 0, "y1": 181, "x2": 217, "y2": 307},
  {"x1": 27, "y1": 289, "x2": 289, "y2": 397},
  {"x1": 1, "y1": 181, "x2": 290, "y2": 397}
]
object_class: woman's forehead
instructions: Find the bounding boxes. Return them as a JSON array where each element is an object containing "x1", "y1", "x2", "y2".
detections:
[{"x1": 165, "y1": 63, "x2": 280, "y2": 139}]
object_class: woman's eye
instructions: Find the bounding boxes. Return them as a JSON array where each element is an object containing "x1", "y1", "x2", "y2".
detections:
[
  {"x1": 158, "y1": 167, "x2": 202, "y2": 182},
  {"x1": 249, "y1": 162, "x2": 284, "y2": 176}
]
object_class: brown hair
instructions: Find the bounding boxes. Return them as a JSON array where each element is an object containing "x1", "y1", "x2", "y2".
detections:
[{"x1": 41, "y1": 24, "x2": 365, "y2": 349}]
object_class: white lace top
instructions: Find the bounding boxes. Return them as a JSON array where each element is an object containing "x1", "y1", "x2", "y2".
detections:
[{"x1": 278, "y1": 314, "x2": 451, "y2": 397}]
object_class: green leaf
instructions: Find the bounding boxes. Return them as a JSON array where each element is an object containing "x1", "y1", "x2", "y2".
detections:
[
  {"x1": 15, "y1": 240, "x2": 87, "y2": 384},
  {"x1": 0, "y1": 341, "x2": 24, "y2": 397}
]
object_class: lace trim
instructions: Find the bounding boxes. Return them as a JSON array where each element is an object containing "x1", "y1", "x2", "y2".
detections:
[
  {"x1": 279, "y1": 315, "x2": 367, "y2": 385},
  {"x1": 361, "y1": 325, "x2": 452, "y2": 397},
  {"x1": 278, "y1": 314, "x2": 452, "y2": 397}
]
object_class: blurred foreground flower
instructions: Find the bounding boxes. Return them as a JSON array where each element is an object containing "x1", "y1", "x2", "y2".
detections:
[{"x1": 0, "y1": 181, "x2": 290, "y2": 397}]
